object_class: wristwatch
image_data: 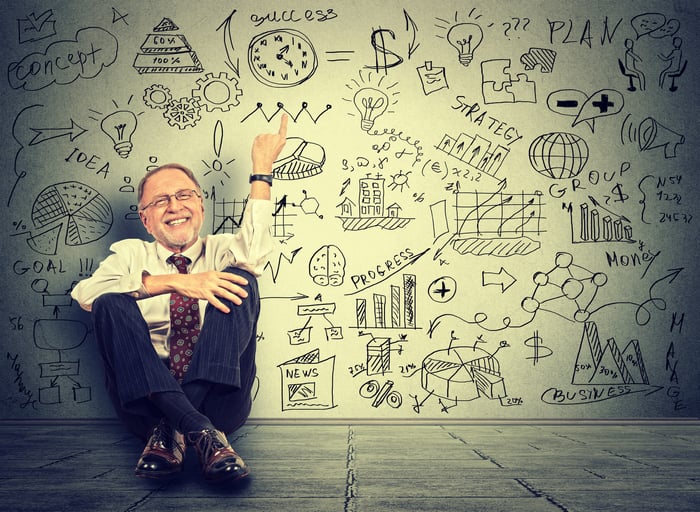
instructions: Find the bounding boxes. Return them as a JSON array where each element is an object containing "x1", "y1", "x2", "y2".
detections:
[{"x1": 249, "y1": 173, "x2": 273, "y2": 186}]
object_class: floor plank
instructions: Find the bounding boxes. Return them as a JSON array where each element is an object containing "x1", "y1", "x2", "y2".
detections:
[{"x1": 0, "y1": 422, "x2": 698, "y2": 511}]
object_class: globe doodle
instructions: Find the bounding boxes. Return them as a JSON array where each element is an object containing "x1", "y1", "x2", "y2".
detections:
[{"x1": 528, "y1": 132, "x2": 589, "y2": 179}]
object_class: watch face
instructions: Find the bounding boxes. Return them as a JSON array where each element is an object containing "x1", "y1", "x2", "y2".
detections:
[{"x1": 248, "y1": 29, "x2": 318, "y2": 87}]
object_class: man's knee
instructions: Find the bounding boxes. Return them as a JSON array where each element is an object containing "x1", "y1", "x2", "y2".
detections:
[
  {"x1": 222, "y1": 267, "x2": 259, "y2": 299},
  {"x1": 92, "y1": 293, "x2": 138, "y2": 316}
]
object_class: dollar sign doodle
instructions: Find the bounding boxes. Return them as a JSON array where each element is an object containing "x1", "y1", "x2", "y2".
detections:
[
  {"x1": 368, "y1": 28, "x2": 403, "y2": 72},
  {"x1": 524, "y1": 330, "x2": 553, "y2": 365}
]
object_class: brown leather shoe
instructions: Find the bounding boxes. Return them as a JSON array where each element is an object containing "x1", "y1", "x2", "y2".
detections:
[
  {"x1": 186, "y1": 429, "x2": 249, "y2": 483},
  {"x1": 135, "y1": 420, "x2": 185, "y2": 479}
]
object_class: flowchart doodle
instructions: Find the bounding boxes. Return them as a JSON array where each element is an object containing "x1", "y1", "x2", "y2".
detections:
[{"x1": 33, "y1": 319, "x2": 91, "y2": 405}]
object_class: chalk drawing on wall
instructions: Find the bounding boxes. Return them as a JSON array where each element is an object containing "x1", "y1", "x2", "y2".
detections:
[
  {"x1": 192, "y1": 72, "x2": 242, "y2": 112},
  {"x1": 481, "y1": 59, "x2": 537, "y2": 104},
  {"x1": 529, "y1": 132, "x2": 589, "y2": 179},
  {"x1": 567, "y1": 196, "x2": 635, "y2": 244},
  {"x1": 416, "y1": 61, "x2": 449, "y2": 95},
  {"x1": 417, "y1": 335, "x2": 511, "y2": 413},
  {"x1": 436, "y1": 130, "x2": 510, "y2": 180},
  {"x1": 439, "y1": 186, "x2": 545, "y2": 258},
  {"x1": 546, "y1": 89, "x2": 624, "y2": 133},
  {"x1": 522, "y1": 252, "x2": 608, "y2": 323},
  {"x1": 34, "y1": 319, "x2": 91, "y2": 405},
  {"x1": 520, "y1": 48, "x2": 557, "y2": 73},
  {"x1": 621, "y1": 114, "x2": 685, "y2": 158},
  {"x1": 351, "y1": 274, "x2": 418, "y2": 330},
  {"x1": 248, "y1": 28, "x2": 318, "y2": 87},
  {"x1": 278, "y1": 348, "x2": 336, "y2": 410},
  {"x1": 360, "y1": 379, "x2": 403, "y2": 409},
  {"x1": 287, "y1": 302, "x2": 342, "y2": 345},
  {"x1": 273, "y1": 137, "x2": 326, "y2": 180},
  {"x1": 201, "y1": 120, "x2": 235, "y2": 186},
  {"x1": 23, "y1": 182, "x2": 113, "y2": 255},
  {"x1": 309, "y1": 244, "x2": 346, "y2": 287},
  {"x1": 88, "y1": 96, "x2": 143, "y2": 159},
  {"x1": 344, "y1": 70, "x2": 399, "y2": 132},
  {"x1": 336, "y1": 174, "x2": 413, "y2": 231},
  {"x1": 133, "y1": 18, "x2": 203, "y2": 74},
  {"x1": 17, "y1": 9, "x2": 56, "y2": 43}
]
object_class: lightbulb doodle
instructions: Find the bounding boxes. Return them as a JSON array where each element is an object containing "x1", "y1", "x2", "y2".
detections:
[
  {"x1": 435, "y1": 8, "x2": 492, "y2": 67},
  {"x1": 344, "y1": 70, "x2": 399, "y2": 132}
]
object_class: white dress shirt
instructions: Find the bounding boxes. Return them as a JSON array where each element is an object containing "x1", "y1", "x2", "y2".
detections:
[{"x1": 71, "y1": 199, "x2": 274, "y2": 358}]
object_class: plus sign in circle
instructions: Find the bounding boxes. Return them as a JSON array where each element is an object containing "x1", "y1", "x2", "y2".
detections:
[{"x1": 428, "y1": 276, "x2": 457, "y2": 303}]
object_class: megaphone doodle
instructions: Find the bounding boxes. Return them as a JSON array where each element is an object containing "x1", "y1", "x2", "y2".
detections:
[{"x1": 638, "y1": 117, "x2": 685, "y2": 158}]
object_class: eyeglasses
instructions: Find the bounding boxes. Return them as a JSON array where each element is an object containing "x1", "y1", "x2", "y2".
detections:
[{"x1": 140, "y1": 189, "x2": 201, "y2": 211}]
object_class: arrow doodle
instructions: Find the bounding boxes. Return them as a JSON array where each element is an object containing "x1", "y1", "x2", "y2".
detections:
[
  {"x1": 216, "y1": 9, "x2": 240, "y2": 77},
  {"x1": 481, "y1": 267, "x2": 516, "y2": 292}
]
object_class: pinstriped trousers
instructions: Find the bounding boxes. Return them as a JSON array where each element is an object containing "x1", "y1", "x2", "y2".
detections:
[{"x1": 92, "y1": 267, "x2": 259, "y2": 440}]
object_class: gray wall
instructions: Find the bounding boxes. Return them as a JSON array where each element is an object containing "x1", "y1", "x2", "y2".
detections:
[{"x1": 1, "y1": 0, "x2": 698, "y2": 421}]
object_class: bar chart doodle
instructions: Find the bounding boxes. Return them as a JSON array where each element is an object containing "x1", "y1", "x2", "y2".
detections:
[
  {"x1": 436, "y1": 130, "x2": 510, "y2": 179},
  {"x1": 567, "y1": 196, "x2": 635, "y2": 244},
  {"x1": 352, "y1": 274, "x2": 418, "y2": 330}
]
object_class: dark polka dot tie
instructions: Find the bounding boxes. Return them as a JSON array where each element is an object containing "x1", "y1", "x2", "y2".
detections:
[{"x1": 167, "y1": 254, "x2": 200, "y2": 382}]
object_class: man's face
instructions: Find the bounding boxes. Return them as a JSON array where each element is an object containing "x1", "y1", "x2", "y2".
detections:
[{"x1": 139, "y1": 168, "x2": 204, "y2": 253}]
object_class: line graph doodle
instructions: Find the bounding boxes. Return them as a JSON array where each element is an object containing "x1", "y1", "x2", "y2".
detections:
[
  {"x1": 435, "y1": 183, "x2": 544, "y2": 258},
  {"x1": 241, "y1": 102, "x2": 331, "y2": 123}
]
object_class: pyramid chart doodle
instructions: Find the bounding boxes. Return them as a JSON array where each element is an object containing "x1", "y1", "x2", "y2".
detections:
[{"x1": 133, "y1": 17, "x2": 203, "y2": 74}]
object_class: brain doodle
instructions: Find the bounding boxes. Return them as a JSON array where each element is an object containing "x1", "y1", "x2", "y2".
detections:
[
  {"x1": 309, "y1": 244, "x2": 346, "y2": 286},
  {"x1": 528, "y1": 132, "x2": 589, "y2": 179}
]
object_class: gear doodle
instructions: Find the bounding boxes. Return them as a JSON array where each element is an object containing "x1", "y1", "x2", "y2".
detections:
[
  {"x1": 192, "y1": 72, "x2": 242, "y2": 112},
  {"x1": 163, "y1": 96, "x2": 202, "y2": 129},
  {"x1": 143, "y1": 84, "x2": 173, "y2": 110}
]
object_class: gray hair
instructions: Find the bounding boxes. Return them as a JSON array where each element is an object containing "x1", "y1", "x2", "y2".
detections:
[{"x1": 137, "y1": 163, "x2": 202, "y2": 207}]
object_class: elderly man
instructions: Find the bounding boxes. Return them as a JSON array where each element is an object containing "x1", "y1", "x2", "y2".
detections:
[{"x1": 72, "y1": 116, "x2": 287, "y2": 484}]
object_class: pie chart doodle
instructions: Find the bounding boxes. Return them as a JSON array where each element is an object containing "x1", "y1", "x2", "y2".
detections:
[{"x1": 27, "y1": 181, "x2": 113, "y2": 255}]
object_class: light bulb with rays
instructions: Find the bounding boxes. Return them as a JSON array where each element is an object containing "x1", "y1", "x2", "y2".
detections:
[
  {"x1": 100, "y1": 110, "x2": 137, "y2": 158},
  {"x1": 446, "y1": 22, "x2": 483, "y2": 67},
  {"x1": 353, "y1": 87, "x2": 389, "y2": 132}
]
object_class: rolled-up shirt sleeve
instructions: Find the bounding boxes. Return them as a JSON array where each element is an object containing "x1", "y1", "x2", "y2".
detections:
[{"x1": 70, "y1": 239, "x2": 152, "y2": 311}]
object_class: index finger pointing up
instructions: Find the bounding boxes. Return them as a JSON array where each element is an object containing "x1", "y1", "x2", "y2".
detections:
[{"x1": 278, "y1": 113, "x2": 289, "y2": 138}]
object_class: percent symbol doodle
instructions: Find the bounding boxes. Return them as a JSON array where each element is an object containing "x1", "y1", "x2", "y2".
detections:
[{"x1": 359, "y1": 379, "x2": 402, "y2": 409}]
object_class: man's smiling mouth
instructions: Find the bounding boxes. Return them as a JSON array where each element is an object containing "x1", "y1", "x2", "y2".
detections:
[{"x1": 166, "y1": 218, "x2": 189, "y2": 226}]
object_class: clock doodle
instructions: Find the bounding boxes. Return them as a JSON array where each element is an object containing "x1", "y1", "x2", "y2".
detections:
[{"x1": 248, "y1": 29, "x2": 318, "y2": 87}]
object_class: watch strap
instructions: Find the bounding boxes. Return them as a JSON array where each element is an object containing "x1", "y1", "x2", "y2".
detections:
[{"x1": 249, "y1": 174, "x2": 273, "y2": 186}]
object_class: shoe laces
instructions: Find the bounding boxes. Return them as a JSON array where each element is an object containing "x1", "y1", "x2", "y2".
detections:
[{"x1": 191, "y1": 429, "x2": 230, "y2": 459}]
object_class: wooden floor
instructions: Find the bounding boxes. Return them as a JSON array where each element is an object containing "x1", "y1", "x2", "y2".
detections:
[{"x1": 0, "y1": 421, "x2": 698, "y2": 511}]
